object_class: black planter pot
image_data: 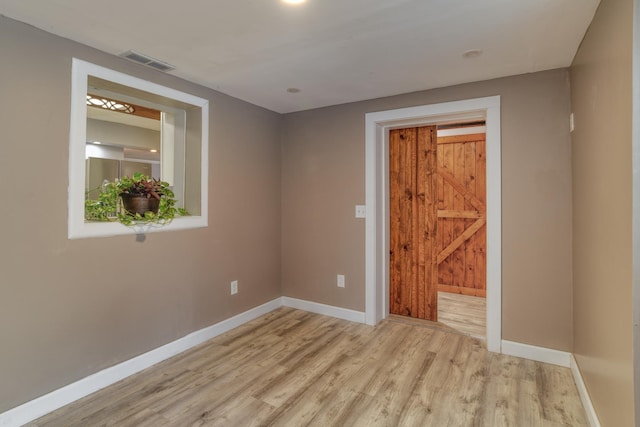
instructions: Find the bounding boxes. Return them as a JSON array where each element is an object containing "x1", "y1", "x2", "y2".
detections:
[{"x1": 120, "y1": 193, "x2": 160, "y2": 216}]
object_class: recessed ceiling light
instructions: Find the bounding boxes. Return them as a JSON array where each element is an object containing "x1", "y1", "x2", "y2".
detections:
[
  {"x1": 92, "y1": 141, "x2": 102, "y2": 145},
  {"x1": 462, "y1": 49, "x2": 483, "y2": 59},
  {"x1": 282, "y1": 0, "x2": 306, "y2": 4},
  {"x1": 287, "y1": 87, "x2": 301, "y2": 93},
  {"x1": 150, "y1": 149, "x2": 158, "y2": 153}
]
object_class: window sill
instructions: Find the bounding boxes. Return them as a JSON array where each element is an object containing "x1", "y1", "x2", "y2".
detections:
[{"x1": 68, "y1": 215, "x2": 207, "y2": 239}]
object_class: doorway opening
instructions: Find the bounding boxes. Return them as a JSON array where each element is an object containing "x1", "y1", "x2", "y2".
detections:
[
  {"x1": 388, "y1": 122, "x2": 487, "y2": 339},
  {"x1": 364, "y1": 96, "x2": 502, "y2": 353},
  {"x1": 435, "y1": 123, "x2": 487, "y2": 338}
]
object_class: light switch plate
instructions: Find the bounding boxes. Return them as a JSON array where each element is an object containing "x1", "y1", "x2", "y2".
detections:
[{"x1": 355, "y1": 205, "x2": 366, "y2": 218}]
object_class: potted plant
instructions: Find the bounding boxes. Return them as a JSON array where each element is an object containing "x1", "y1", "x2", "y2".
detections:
[{"x1": 85, "y1": 172, "x2": 187, "y2": 225}]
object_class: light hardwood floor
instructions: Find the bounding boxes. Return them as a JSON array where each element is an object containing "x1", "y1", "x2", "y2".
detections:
[
  {"x1": 438, "y1": 291, "x2": 486, "y2": 338},
  {"x1": 28, "y1": 307, "x2": 587, "y2": 426}
]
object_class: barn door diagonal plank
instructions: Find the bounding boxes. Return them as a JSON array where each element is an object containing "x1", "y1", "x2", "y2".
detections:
[
  {"x1": 438, "y1": 168, "x2": 485, "y2": 212},
  {"x1": 437, "y1": 217, "x2": 486, "y2": 265}
]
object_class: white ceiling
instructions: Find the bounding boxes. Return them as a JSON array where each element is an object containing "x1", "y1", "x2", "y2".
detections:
[{"x1": 0, "y1": 0, "x2": 600, "y2": 113}]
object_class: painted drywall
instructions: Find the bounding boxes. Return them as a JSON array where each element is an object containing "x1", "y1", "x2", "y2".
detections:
[
  {"x1": 0, "y1": 16, "x2": 282, "y2": 412},
  {"x1": 570, "y1": 0, "x2": 635, "y2": 425},
  {"x1": 634, "y1": 0, "x2": 640, "y2": 421},
  {"x1": 282, "y1": 69, "x2": 574, "y2": 351}
]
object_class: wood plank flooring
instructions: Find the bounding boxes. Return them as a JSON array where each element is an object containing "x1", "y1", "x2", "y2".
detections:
[
  {"x1": 28, "y1": 308, "x2": 587, "y2": 426},
  {"x1": 438, "y1": 291, "x2": 486, "y2": 338}
]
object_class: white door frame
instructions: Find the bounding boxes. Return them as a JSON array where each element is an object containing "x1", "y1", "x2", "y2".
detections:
[{"x1": 364, "y1": 96, "x2": 502, "y2": 353}]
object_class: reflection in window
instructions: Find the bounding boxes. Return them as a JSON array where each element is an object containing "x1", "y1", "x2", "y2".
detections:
[
  {"x1": 85, "y1": 76, "x2": 195, "y2": 213},
  {"x1": 87, "y1": 94, "x2": 135, "y2": 114},
  {"x1": 85, "y1": 96, "x2": 162, "y2": 200}
]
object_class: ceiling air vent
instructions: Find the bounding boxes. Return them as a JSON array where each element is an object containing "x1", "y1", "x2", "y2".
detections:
[{"x1": 119, "y1": 50, "x2": 175, "y2": 72}]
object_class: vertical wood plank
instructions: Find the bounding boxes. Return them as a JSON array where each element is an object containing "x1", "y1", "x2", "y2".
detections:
[
  {"x1": 475, "y1": 139, "x2": 487, "y2": 292},
  {"x1": 416, "y1": 127, "x2": 427, "y2": 319},
  {"x1": 407, "y1": 128, "x2": 419, "y2": 318},
  {"x1": 418, "y1": 126, "x2": 438, "y2": 320},
  {"x1": 389, "y1": 128, "x2": 418, "y2": 317},
  {"x1": 389, "y1": 129, "x2": 403, "y2": 315},
  {"x1": 437, "y1": 143, "x2": 446, "y2": 287},
  {"x1": 440, "y1": 143, "x2": 454, "y2": 287},
  {"x1": 464, "y1": 141, "x2": 477, "y2": 288},
  {"x1": 476, "y1": 139, "x2": 486, "y2": 204},
  {"x1": 451, "y1": 142, "x2": 466, "y2": 288}
]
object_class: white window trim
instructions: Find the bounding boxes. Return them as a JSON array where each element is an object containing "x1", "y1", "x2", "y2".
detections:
[{"x1": 68, "y1": 58, "x2": 209, "y2": 239}]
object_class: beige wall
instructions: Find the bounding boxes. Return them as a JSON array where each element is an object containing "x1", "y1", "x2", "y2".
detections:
[
  {"x1": 282, "y1": 69, "x2": 574, "y2": 351},
  {"x1": 635, "y1": 0, "x2": 640, "y2": 421},
  {"x1": 0, "y1": 16, "x2": 282, "y2": 412},
  {"x1": 570, "y1": 0, "x2": 635, "y2": 425}
]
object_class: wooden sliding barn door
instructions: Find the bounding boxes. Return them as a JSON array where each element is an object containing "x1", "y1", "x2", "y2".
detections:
[
  {"x1": 437, "y1": 133, "x2": 486, "y2": 297},
  {"x1": 389, "y1": 126, "x2": 438, "y2": 320}
]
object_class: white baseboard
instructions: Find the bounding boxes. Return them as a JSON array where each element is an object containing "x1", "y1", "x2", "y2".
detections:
[
  {"x1": 570, "y1": 355, "x2": 601, "y2": 427},
  {"x1": 501, "y1": 342, "x2": 601, "y2": 426},
  {"x1": 0, "y1": 298, "x2": 282, "y2": 427},
  {"x1": 501, "y1": 340, "x2": 571, "y2": 367},
  {"x1": 282, "y1": 296, "x2": 366, "y2": 324}
]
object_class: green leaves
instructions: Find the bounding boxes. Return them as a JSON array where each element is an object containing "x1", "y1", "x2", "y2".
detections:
[
  {"x1": 116, "y1": 174, "x2": 172, "y2": 201},
  {"x1": 84, "y1": 174, "x2": 189, "y2": 226}
]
